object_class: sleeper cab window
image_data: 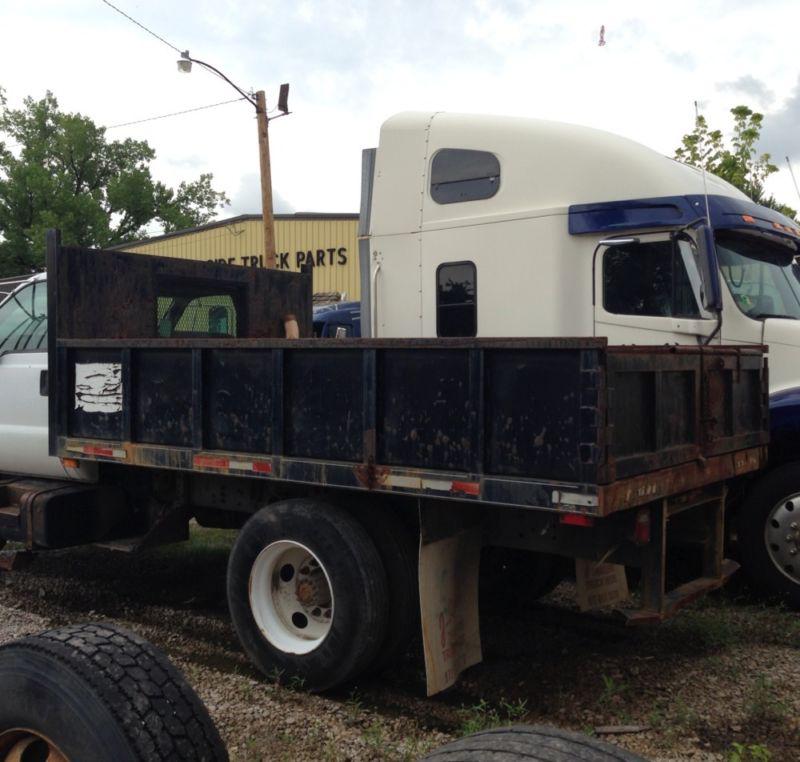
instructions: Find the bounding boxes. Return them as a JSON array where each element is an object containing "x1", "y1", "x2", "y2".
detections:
[
  {"x1": 603, "y1": 240, "x2": 701, "y2": 318},
  {"x1": 437, "y1": 262, "x2": 477, "y2": 337},
  {"x1": 430, "y1": 149, "x2": 500, "y2": 204}
]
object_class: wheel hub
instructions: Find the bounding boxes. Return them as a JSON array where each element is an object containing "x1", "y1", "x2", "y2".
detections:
[
  {"x1": 765, "y1": 495, "x2": 800, "y2": 584},
  {"x1": 249, "y1": 540, "x2": 334, "y2": 655},
  {"x1": 0, "y1": 730, "x2": 68, "y2": 762}
]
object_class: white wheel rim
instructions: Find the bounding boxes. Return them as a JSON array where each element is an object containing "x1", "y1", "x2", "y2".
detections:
[
  {"x1": 248, "y1": 540, "x2": 334, "y2": 654},
  {"x1": 765, "y1": 494, "x2": 800, "y2": 585}
]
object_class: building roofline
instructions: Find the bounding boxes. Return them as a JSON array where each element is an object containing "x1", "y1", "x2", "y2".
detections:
[{"x1": 110, "y1": 212, "x2": 359, "y2": 250}]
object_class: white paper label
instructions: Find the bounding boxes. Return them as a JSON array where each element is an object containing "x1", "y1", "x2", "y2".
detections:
[{"x1": 74, "y1": 363, "x2": 122, "y2": 413}]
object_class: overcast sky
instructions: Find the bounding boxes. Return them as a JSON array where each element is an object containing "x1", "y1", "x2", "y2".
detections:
[{"x1": 2, "y1": 0, "x2": 800, "y2": 219}]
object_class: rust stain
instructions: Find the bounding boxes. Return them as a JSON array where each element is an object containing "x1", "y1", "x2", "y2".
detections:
[{"x1": 353, "y1": 460, "x2": 389, "y2": 490}]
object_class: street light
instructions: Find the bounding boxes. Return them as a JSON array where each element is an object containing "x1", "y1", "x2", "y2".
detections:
[{"x1": 178, "y1": 50, "x2": 289, "y2": 269}]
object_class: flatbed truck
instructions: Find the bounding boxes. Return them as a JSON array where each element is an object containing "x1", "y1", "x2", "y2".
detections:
[{"x1": 0, "y1": 228, "x2": 768, "y2": 695}]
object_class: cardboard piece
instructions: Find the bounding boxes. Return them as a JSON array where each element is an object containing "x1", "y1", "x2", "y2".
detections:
[
  {"x1": 418, "y1": 527, "x2": 483, "y2": 696},
  {"x1": 575, "y1": 558, "x2": 629, "y2": 611}
]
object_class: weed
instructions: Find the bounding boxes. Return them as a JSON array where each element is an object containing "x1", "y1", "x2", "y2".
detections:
[
  {"x1": 745, "y1": 676, "x2": 788, "y2": 724},
  {"x1": 458, "y1": 697, "x2": 529, "y2": 736},
  {"x1": 596, "y1": 674, "x2": 627, "y2": 711},
  {"x1": 672, "y1": 696, "x2": 699, "y2": 731},
  {"x1": 499, "y1": 698, "x2": 528, "y2": 721},
  {"x1": 344, "y1": 689, "x2": 364, "y2": 723},
  {"x1": 266, "y1": 666, "x2": 284, "y2": 685},
  {"x1": 362, "y1": 720, "x2": 388, "y2": 751},
  {"x1": 286, "y1": 674, "x2": 306, "y2": 692},
  {"x1": 727, "y1": 741, "x2": 772, "y2": 761}
]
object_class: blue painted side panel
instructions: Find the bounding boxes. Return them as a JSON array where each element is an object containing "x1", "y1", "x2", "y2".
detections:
[
  {"x1": 569, "y1": 194, "x2": 800, "y2": 243},
  {"x1": 769, "y1": 388, "x2": 800, "y2": 465}
]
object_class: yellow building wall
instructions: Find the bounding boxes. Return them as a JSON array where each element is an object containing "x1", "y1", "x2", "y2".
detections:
[{"x1": 121, "y1": 216, "x2": 360, "y2": 300}]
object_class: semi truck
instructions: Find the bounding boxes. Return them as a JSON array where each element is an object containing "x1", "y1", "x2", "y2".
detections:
[
  {"x1": 0, "y1": 109, "x2": 786, "y2": 695},
  {"x1": 358, "y1": 112, "x2": 800, "y2": 610}
]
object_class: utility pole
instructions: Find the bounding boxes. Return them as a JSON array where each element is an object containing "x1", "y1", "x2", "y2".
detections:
[
  {"x1": 256, "y1": 90, "x2": 277, "y2": 269},
  {"x1": 178, "y1": 52, "x2": 289, "y2": 268}
]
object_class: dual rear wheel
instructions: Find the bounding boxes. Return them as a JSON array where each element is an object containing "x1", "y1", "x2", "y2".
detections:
[{"x1": 226, "y1": 499, "x2": 417, "y2": 691}]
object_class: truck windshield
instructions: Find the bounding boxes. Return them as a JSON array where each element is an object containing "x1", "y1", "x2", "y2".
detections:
[{"x1": 716, "y1": 231, "x2": 800, "y2": 320}]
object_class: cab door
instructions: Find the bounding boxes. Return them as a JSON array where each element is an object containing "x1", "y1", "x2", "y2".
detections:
[
  {"x1": 0, "y1": 279, "x2": 67, "y2": 478},
  {"x1": 594, "y1": 234, "x2": 720, "y2": 345}
]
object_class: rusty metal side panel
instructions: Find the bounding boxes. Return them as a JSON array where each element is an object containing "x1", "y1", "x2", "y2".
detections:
[
  {"x1": 598, "y1": 445, "x2": 765, "y2": 514},
  {"x1": 51, "y1": 242, "x2": 312, "y2": 340}
]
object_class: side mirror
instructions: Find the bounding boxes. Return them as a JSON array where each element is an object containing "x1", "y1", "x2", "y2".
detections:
[{"x1": 694, "y1": 225, "x2": 723, "y2": 312}]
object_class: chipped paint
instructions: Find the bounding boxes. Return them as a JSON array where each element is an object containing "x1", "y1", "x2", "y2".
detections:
[{"x1": 74, "y1": 362, "x2": 122, "y2": 413}]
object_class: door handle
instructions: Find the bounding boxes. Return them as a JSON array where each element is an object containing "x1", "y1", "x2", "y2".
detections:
[{"x1": 39, "y1": 369, "x2": 48, "y2": 397}]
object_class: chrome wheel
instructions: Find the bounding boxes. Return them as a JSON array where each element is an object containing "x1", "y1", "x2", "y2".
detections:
[
  {"x1": 0, "y1": 730, "x2": 68, "y2": 762},
  {"x1": 765, "y1": 494, "x2": 800, "y2": 584},
  {"x1": 248, "y1": 540, "x2": 334, "y2": 655}
]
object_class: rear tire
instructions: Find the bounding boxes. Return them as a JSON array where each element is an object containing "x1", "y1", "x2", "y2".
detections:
[
  {"x1": 739, "y1": 465, "x2": 800, "y2": 609},
  {"x1": 350, "y1": 504, "x2": 419, "y2": 674},
  {"x1": 422, "y1": 725, "x2": 646, "y2": 761},
  {"x1": 227, "y1": 499, "x2": 389, "y2": 691},
  {"x1": 0, "y1": 622, "x2": 227, "y2": 762}
]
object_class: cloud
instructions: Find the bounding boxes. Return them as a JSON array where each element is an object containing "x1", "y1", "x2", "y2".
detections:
[
  {"x1": 227, "y1": 172, "x2": 294, "y2": 217},
  {"x1": 717, "y1": 75, "x2": 774, "y2": 105},
  {"x1": 760, "y1": 76, "x2": 800, "y2": 159}
]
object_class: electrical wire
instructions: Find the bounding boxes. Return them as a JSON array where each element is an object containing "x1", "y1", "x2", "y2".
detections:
[
  {"x1": 100, "y1": 0, "x2": 181, "y2": 53},
  {"x1": 105, "y1": 97, "x2": 246, "y2": 129},
  {"x1": 787, "y1": 156, "x2": 800, "y2": 206}
]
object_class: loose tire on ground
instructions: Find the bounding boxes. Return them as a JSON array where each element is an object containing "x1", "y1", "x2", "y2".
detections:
[
  {"x1": 739, "y1": 465, "x2": 800, "y2": 609},
  {"x1": 0, "y1": 622, "x2": 227, "y2": 762},
  {"x1": 350, "y1": 503, "x2": 419, "y2": 674},
  {"x1": 227, "y1": 498, "x2": 389, "y2": 691},
  {"x1": 422, "y1": 725, "x2": 647, "y2": 761}
]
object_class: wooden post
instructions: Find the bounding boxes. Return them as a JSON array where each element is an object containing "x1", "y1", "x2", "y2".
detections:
[{"x1": 255, "y1": 90, "x2": 277, "y2": 269}]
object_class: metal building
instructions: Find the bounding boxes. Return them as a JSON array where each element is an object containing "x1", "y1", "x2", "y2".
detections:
[{"x1": 118, "y1": 213, "x2": 360, "y2": 301}]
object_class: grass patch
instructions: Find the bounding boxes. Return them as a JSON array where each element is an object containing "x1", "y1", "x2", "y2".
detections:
[
  {"x1": 744, "y1": 676, "x2": 788, "y2": 724},
  {"x1": 727, "y1": 741, "x2": 772, "y2": 761},
  {"x1": 458, "y1": 697, "x2": 528, "y2": 736}
]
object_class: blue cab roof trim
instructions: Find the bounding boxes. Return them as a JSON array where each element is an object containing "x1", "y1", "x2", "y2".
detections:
[{"x1": 569, "y1": 194, "x2": 799, "y2": 242}]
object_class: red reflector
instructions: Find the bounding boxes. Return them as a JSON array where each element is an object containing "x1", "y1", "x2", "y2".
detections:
[
  {"x1": 634, "y1": 509, "x2": 651, "y2": 544},
  {"x1": 560, "y1": 513, "x2": 595, "y2": 527},
  {"x1": 252, "y1": 461, "x2": 272, "y2": 474},
  {"x1": 85, "y1": 446, "x2": 113, "y2": 458},
  {"x1": 741, "y1": 214, "x2": 755, "y2": 223},
  {"x1": 194, "y1": 455, "x2": 229, "y2": 469},
  {"x1": 451, "y1": 481, "x2": 480, "y2": 496}
]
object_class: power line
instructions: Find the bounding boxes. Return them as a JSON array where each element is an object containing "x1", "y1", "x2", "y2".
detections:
[
  {"x1": 787, "y1": 157, "x2": 800, "y2": 206},
  {"x1": 100, "y1": 0, "x2": 181, "y2": 53},
  {"x1": 105, "y1": 97, "x2": 246, "y2": 129}
]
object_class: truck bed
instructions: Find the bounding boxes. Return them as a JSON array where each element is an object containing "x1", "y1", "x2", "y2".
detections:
[{"x1": 47, "y1": 236, "x2": 768, "y2": 516}]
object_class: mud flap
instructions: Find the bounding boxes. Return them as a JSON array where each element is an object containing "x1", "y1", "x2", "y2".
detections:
[{"x1": 418, "y1": 503, "x2": 483, "y2": 696}]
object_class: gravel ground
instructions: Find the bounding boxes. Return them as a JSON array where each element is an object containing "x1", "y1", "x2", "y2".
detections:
[{"x1": 0, "y1": 528, "x2": 798, "y2": 762}]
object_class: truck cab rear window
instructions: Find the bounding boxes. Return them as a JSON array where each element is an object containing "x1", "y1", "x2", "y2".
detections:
[
  {"x1": 431, "y1": 149, "x2": 500, "y2": 204},
  {"x1": 437, "y1": 262, "x2": 477, "y2": 337},
  {"x1": 157, "y1": 294, "x2": 238, "y2": 338},
  {"x1": 603, "y1": 241, "x2": 701, "y2": 318}
]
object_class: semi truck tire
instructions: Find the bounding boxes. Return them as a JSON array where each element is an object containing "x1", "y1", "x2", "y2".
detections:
[
  {"x1": 739, "y1": 465, "x2": 800, "y2": 609},
  {"x1": 422, "y1": 725, "x2": 646, "y2": 761},
  {"x1": 350, "y1": 504, "x2": 419, "y2": 674},
  {"x1": 227, "y1": 499, "x2": 390, "y2": 691},
  {"x1": 0, "y1": 622, "x2": 227, "y2": 762}
]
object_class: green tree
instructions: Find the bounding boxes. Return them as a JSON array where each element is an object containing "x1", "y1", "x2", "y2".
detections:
[
  {"x1": 675, "y1": 105, "x2": 797, "y2": 221},
  {"x1": 0, "y1": 88, "x2": 229, "y2": 276}
]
